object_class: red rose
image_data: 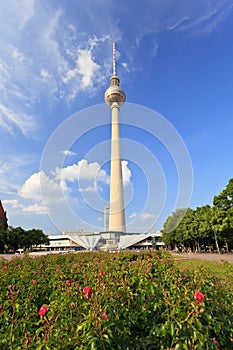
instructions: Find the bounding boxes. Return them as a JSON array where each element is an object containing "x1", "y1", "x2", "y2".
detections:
[
  {"x1": 100, "y1": 270, "x2": 104, "y2": 276},
  {"x1": 148, "y1": 263, "x2": 153, "y2": 268},
  {"x1": 102, "y1": 312, "x2": 108, "y2": 321},
  {"x1": 194, "y1": 290, "x2": 205, "y2": 303},
  {"x1": 213, "y1": 339, "x2": 220, "y2": 349},
  {"x1": 33, "y1": 279, "x2": 37, "y2": 284},
  {"x1": 38, "y1": 305, "x2": 49, "y2": 316},
  {"x1": 83, "y1": 286, "x2": 92, "y2": 299}
]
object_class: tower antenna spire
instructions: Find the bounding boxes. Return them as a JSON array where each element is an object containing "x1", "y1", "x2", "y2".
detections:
[
  {"x1": 104, "y1": 41, "x2": 126, "y2": 233},
  {"x1": 113, "y1": 41, "x2": 117, "y2": 77}
]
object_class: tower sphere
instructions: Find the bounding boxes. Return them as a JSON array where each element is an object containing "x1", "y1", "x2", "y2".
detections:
[{"x1": 104, "y1": 76, "x2": 126, "y2": 107}]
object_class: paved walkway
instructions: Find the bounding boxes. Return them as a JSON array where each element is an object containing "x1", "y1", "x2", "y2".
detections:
[
  {"x1": 170, "y1": 252, "x2": 233, "y2": 263},
  {"x1": 1, "y1": 252, "x2": 233, "y2": 264}
]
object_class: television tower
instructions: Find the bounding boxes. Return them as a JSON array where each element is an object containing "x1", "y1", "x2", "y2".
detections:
[{"x1": 104, "y1": 42, "x2": 126, "y2": 232}]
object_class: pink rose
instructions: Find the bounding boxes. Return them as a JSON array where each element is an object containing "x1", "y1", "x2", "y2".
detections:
[
  {"x1": 100, "y1": 270, "x2": 104, "y2": 276},
  {"x1": 194, "y1": 290, "x2": 205, "y2": 303},
  {"x1": 33, "y1": 279, "x2": 37, "y2": 285},
  {"x1": 38, "y1": 305, "x2": 49, "y2": 317},
  {"x1": 148, "y1": 263, "x2": 153, "y2": 268},
  {"x1": 65, "y1": 280, "x2": 71, "y2": 285}
]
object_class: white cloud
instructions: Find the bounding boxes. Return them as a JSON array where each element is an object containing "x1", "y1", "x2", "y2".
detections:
[
  {"x1": 55, "y1": 159, "x2": 108, "y2": 183},
  {"x1": 79, "y1": 184, "x2": 98, "y2": 193},
  {"x1": 122, "y1": 160, "x2": 131, "y2": 184},
  {"x1": 0, "y1": 3, "x2": 106, "y2": 134},
  {"x1": 60, "y1": 150, "x2": 77, "y2": 156},
  {"x1": 77, "y1": 49, "x2": 100, "y2": 88},
  {"x1": 40, "y1": 69, "x2": 52, "y2": 79},
  {"x1": 17, "y1": 159, "x2": 108, "y2": 211},
  {"x1": 0, "y1": 103, "x2": 36, "y2": 136},
  {"x1": 63, "y1": 47, "x2": 101, "y2": 91},
  {"x1": 11, "y1": 48, "x2": 26, "y2": 63},
  {"x1": 22, "y1": 204, "x2": 46, "y2": 215},
  {"x1": 0, "y1": 4, "x2": 112, "y2": 130},
  {"x1": 121, "y1": 62, "x2": 130, "y2": 73},
  {"x1": 129, "y1": 212, "x2": 137, "y2": 219},
  {"x1": 19, "y1": 172, "x2": 43, "y2": 201},
  {"x1": 0, "y1": 153, "x2": 34, "y2": 196},
  {"x1": 19, "y1": 170, "x2": 66, "y2": 203},
  {"x1": 0, "y1": 0, "x2": 35, "y2": 34},
  {"x1": 2, "y1": 199, "x2": 23, "y2": 209},
  {"x1": 172, "y1": 2, "x2": 233, "y2": 35},
  {"x1": 79, "y1": 183, "x2": 104, "y2": 193},
  {"x1": 2, "y1": 198, "x2": 46, "y2": 215},
  {"x1": 140, "y1": 213, "x2": 155, "y2": 221},
  {"x1": 0, "y1": 0, "x2": 231, "y2": 135}
]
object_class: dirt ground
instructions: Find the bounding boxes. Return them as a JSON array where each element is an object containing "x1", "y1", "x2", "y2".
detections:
[{"x1": 170, "y1": 251, "x2": 233, "y2": 263}]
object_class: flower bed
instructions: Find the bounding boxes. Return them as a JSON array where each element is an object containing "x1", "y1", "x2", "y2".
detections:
[{"x1": 0, "y1": 251, "x2": 232, "y2": 349}]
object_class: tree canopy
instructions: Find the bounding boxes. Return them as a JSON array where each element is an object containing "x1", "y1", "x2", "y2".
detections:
[
  {"x1": 162, "y1": 178, "x2": 233, "y2": 253},
  {"x1": 0, "y1": 226, "x2": 49, "y2": 253}
]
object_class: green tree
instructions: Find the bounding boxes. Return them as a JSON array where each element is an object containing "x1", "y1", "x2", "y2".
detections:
[
  {"x1": 213, "y1": 178, "x2": 233, "y2": 251},
  {"x1": 26, "y1": 228, "x2": 49, "y2": 249},
  {"x1": 213, "y1": 178, "x2": 233, "y2": 210},
  {"x1": 0, "y1": 230, "x2": 5, "y2": 253},
  {"x1": 191, "y1": 206, "x2": 213, "y2": 251},
  {"x1": 162, "y1": 179, "x2": 233, "y2": 252},
  {"x1": 2, "y1": 226, "x2": 49, "y2": 252},
  {"x1": 162, "y1": 208, "x2": 193, "y2": 248},
  {"x1": 4, "y1": 226, "x2": 22, "y2": 252}
]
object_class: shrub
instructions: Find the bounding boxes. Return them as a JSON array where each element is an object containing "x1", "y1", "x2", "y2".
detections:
[{"x1": 0, "y1": 251, "x2": 232, "y2": 349}]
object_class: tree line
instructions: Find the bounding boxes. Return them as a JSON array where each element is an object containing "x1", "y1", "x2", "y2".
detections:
[
  {"x1": 162, "y1": 178, "x2": 233, "y2": 253},
  {"x1": 0, "y1": 226, "x2": 49, "y2": 253}
]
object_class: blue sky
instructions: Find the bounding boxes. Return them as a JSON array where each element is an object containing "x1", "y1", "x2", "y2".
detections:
[{"x1": 1, "y1": 0, "x2": 233, "y2": 234}]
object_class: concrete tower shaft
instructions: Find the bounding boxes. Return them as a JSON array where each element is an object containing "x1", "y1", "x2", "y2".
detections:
[{"x1": 104, "y1": 42, "x2": 126, "y2": 233}]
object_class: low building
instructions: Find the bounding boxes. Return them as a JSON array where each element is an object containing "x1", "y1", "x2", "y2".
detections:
[{"x1": 40, "y1": 230, "x2": 164, "y2": 252}]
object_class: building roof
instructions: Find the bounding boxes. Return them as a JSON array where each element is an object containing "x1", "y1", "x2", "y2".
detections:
[
  {"x1": 48, "y1": 234, "x2": 100, "y2": 250},
  {"x1": 0, "y1": 200, "x2": 5, "y2": 217},
  {"x1": 119, "y1": 233, "x2": 151, "y2": 250},
  {"x1": 119, "y1": 231, "x2": 163, "y2": 250},
  {"x1": 67, "y1": 234, "x2": 100, "y2": 250}
]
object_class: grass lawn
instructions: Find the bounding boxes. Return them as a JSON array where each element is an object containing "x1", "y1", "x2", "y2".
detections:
[{"x1": 175, "y1": 257, "x2": 233, "y2": 290}]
